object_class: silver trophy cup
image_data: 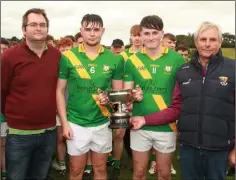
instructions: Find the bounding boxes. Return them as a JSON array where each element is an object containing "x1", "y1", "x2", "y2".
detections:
[{"x1": 98, "y1": 89, "x2": 134, "y2": 129}]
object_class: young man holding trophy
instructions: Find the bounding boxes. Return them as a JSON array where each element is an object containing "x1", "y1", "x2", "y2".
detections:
[
  {"x1": 124, "y1": 15, "x2": 185, "y2": 180},
  {"x1": 56, "y1": 14, "x2": 142, "y2": 180},
  {"x1": 56, "y1": 14, "x2": 125, "y2": 180}
]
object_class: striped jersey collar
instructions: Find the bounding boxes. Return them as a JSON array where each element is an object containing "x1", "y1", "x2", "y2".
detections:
[
  {"x1": 141, "y1": 45, "x2": 168, "y2": 55},
  {"x1": 78, "y1": 43, "x2": 104, "y2": 53}
]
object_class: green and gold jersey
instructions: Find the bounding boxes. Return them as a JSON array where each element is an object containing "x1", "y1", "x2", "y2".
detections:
[
  {"x1": 59, "y1": 44, "x2": 124, "y2": 127},
  {"x1": 124, "y1": 46, "x2": 185, "y2": 132},
  {"x1": 120, "y1": 47, "x2": 140, "y2": 62}
]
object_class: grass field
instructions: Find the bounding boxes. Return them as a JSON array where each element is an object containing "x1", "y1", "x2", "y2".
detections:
[{"x1": 47, "y1": 147, "x2": 235, "y2": 180}]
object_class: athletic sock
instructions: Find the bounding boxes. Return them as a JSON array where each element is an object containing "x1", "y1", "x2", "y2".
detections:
[
  {"x1": 112, "y1": 160, "x2": 120, "y2": 169},
  {"x1": 108, "y1": 153, "x2": 114, "y2": 162},
  {"x1": 85, "y1": 165, "x2": 93, "y2": 171},
  {"x1": 1, "y1": 171, "x2": 7, "y2": 177},
  {"x1": 151, "y1": 154, "x2": 156, "y2": 161}
]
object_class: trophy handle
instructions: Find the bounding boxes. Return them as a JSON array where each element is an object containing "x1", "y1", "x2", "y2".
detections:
[
  {"x1": 126, "y1": 84, "x2": 141, "y2": 106},
  {"x1": 97, "y1": 88, "x2": 115, "y2": 106}
]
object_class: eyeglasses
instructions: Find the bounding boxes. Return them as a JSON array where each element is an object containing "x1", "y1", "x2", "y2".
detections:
[{"x1": 26, "y1": 22, "x2": 47, "y2": 29}]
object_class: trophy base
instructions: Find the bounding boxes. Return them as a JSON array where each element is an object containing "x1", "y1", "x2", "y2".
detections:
[{"x1": 108, "y1": 113, "x2": 132, "y2": 129}]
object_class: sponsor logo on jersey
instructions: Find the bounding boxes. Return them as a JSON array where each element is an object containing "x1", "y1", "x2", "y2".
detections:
[
  {"x1": 164, "y1": 66, "x2": 172, "y2": 72},
  {"x1": 103, "y1": 65, "x2": 110, "y2": 72},
  {"x1": 137, "y1": 66, "x2": 147, "y2": 71}
]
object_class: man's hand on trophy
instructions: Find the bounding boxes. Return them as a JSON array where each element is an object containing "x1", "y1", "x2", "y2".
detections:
[
  {"x1": 132, "y1": 85, "x2": 143, "y2": 102},
  {"x1": 97, "y1": 88, "x2": 109, "y2": 106},
  {"x1": 126, "y1": 103, "x2": 133, "y2": 112},
  {"x1": 98, "y1": 93, "x2": 109, "y2": 106},
  {"x1": 130, "y1": 116, "x2": 146, "y2": 130}
]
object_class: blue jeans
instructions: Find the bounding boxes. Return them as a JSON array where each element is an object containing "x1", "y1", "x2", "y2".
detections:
[
  {"x1": 180, "y1": 144, "x2": 230, "y2": 180},
  {"x1": 6, "y1": 129, "x2": 56, "y2": 180}
]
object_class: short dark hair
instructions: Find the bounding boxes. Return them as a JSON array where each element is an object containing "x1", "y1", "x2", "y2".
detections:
[
  {"x1": 176, "y1": 45, "x2": 189, "y2": 52},
  {"x1": 22, "y1": 8, "x2": 49, "y2": 30},
  {"x1": 64, "y1": 35, "x2": 75, "y2": 42},
  {"x1": 111, "y1": 39, "x2": 124, "y2": 48},
  {"x1": 140, "y1": 15, "x2": 163, "y2": 31},
  {"x1": 46, "y1": 34, "x2": 54, "y2": 41},
  {"x1": 163, "y1": 33, "x2": 176, "y2": 42},
  {"x1": 81, "y1": 14, "x2": 103, "y2": 28},
  {"x1": 1, "y1": 38, "x2": 10, "y2": 46},
  {"x1": 75, "y1": 32, "x2": 82, "y2": 41}
]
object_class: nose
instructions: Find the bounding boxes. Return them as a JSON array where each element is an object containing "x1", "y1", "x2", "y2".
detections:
[
  {"x1": 205, "y1": 39, "x2": 211, "y2": 47},
  {"x1": 149, "y1": 34, "x2": 154, "y2": 40},
  {"x1": 90, "y1": 30, "x2": 95, "y2": 36}
]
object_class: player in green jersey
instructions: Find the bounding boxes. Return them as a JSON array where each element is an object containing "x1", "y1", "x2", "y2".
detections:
[
  {"x1": 1, "y1": 113, "x2": 8, "y2": 180},
  {"x1": 56, "y1": 14, "x2": 124, "y2": 180},
  {"x1": 109, "y1": 24, "x2": 143, "y2": 180},
  {"x1": 124, "y1": 15, "x2": 185, "y2": 180},
  {"x1": 120, "y1": 24, "x2": 143, "y2": 62}
]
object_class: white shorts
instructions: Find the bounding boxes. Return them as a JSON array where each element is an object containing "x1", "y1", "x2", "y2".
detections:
[
  {"x1": 67, "y1": 121, "x2": 112, "y2": 156},
  {"x1": 130, "y1": 130, "x2": 176, "y2": 153},
  {"x1": 56, "y1": 115, "x2": 61, "y2": 126},
  {"x1": 1, "y1": 122, "x2": 8, "y2": 137}
]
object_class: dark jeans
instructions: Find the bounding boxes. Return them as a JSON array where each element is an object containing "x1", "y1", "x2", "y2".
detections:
[
  {"x1": 180, "y1": 144, "x2": 230, "y2": 180},
  {"x1": 6, "y1": 129, "x2": 56, "y2": 180}
]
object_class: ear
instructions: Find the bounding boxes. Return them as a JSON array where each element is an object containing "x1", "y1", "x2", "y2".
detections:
[
  {"x1": 22, "y1": 26, "x2": 26, "y2": 37},
  {"x1": 194, "y1": 40, "x2": 198, "y2": 49},
  {"x1": 80, "y1": 28, "x2": 83, "y2": 36},
  {"x1": 102, "y1": 27, "x2": 105, "y2": 35},
  {"x1": 161, "y1": 30, "x2": 164, "y2": 40}
]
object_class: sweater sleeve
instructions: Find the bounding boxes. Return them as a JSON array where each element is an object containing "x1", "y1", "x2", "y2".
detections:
[
  {"x1": 144, "y1": 82, "x2": 182, "y2": 125},
  {"x1": 1, "y1": 51, "x2": 14, "y2": 115}
]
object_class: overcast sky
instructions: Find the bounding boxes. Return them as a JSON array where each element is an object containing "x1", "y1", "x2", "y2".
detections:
[{"x1": 1, "y1": 1, "x2": 235, "y2": 45}]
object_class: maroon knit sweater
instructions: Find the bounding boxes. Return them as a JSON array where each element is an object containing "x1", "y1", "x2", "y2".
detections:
[{"x1": 1, "y1": 40, "x2": 61, "y2": 130}]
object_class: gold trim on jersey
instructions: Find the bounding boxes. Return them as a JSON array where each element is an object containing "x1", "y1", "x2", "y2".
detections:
[
  {"x1": 129, "y1": 54, "x2": 152, "y2": 79},
  {"x1": 128, "y1": 47, "x2": 134, "y2": 54},
  {"x1": 78, "y1": 43, "x2": 104, "y2": 61},
  {"x1": 152, "y1": 94, "x2": 177, "y2": 132},
  {"x1": 120, "y1": 51, "x2": 129, "y2": 62},
  {"x1": 141, "y1": 45, "x2": 168, "y2": 60},
  {"x1": 92, "y1": 94, "x2": 111, "y2": 118},
  {"x1": 63, "y1": 51, "x2": 91, "y2": 79}
]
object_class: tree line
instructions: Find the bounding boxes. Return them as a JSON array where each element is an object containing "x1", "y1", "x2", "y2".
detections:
[{"x1": 176, "y1": 33, "x2": 235, "y2": 48}]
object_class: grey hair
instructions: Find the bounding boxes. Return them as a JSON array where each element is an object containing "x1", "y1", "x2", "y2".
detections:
[{"x1": 194, "y1": 21, "x2": 222, "y2": 41}]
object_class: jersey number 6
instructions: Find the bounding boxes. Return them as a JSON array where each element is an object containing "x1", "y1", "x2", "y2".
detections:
[{"x1": 90, "y1": 67, "x2": 95, "y2": 74}]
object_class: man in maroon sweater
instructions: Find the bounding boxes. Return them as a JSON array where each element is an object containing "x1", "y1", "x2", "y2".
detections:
[{"x1": 1, "y1": 8, "x2": 61, "y2": 180}]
